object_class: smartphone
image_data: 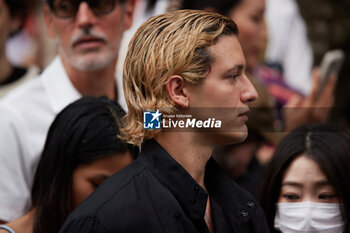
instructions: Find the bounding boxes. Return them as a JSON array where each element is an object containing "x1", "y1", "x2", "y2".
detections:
[{"x1": 317, "y1": 49, "x2": 345, "y2": 97}]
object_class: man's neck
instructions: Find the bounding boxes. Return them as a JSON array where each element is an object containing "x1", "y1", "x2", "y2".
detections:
[
  {"x1": 0, "y1": 54, "x2": 13, "y2": 84},
  {"x1": 61, "y1": 58, "x2": 118, "y2": 100},
  {"x1": 154, "y1": 132, "x2": 214, "y2": 189}
]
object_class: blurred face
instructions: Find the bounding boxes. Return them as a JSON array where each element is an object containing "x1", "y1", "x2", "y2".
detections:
[
  {"x1": 278, "y1": 155, "x2": 339, "y2": 203},
  {"x1": 187, "y1": 35, "x2": 258, "y2": 145},
  {"x1": 229, "y1": 0, "x2": 267, "y2": 72},
  {"x1": 44, "y1": 0, "x2": 134, "y2": 71},
  {"x1": 72, "y1": 152, "x2": 133, "y2": 207}
]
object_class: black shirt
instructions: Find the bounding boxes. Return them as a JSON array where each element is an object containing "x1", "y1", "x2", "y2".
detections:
[{"x1": 59, "y1": 139, "x2": 269, "y2": 233}]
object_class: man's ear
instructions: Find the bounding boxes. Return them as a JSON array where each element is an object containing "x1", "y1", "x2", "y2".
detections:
[
  {"x1": 166, "y1": 75, "x2": 189, "y2": 108},
  {"x1": 43, "y1": 4, "x2": 56, "y2": 38}
]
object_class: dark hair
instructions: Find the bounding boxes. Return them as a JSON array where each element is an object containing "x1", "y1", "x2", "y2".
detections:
[
  {"x1": 259, "y1": 124, "x2": 350, "y2": 233},
  {"x1": 4, "y1": 0, "x2": 30, "y2": 35},
  {"x1": 181, "y1": 0, "x2": 242, "y2": 16},
  {"x1": 31, "y1": 96, "x2": 138, "y2": 233}
]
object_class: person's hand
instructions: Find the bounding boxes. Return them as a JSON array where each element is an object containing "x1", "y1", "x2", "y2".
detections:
[{"x1": 283, "y1": 68, "x2": 337, "y2": 132}]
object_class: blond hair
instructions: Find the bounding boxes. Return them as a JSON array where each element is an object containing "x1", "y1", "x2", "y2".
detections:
[{"x1": 122, "y1": 10, "x2": 238, "y2": 146}]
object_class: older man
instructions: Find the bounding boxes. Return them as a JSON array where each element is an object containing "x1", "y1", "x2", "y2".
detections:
[
  {"x1": 60, "y1": 10, "x2": 269, "y2": 233},
  {"x1": 0, "y1": 0, "x2": 134, "y2": 222}
]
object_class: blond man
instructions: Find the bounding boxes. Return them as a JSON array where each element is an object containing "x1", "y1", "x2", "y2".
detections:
[{"x1": 59, "y1": 10, "x2": 269, "y2": 233}]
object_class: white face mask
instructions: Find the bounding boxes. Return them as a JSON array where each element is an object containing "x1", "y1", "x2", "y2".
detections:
[{"x1": 274, "y1": 202, "x2": 344, "y2": 233}]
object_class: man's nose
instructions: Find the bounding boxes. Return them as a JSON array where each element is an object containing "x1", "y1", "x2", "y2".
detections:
[
  {"x1": 240, "y1": 75, "x2": 258, "y2": 103},
  {"x1": 75, "y1": 2, "x2": 97, "y2": 30}
]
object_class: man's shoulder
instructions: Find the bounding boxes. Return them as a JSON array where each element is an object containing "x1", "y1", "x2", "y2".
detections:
[
  {"x1": 0, "y1": 75, "x2": 47, "y2": 124},
  {"x1": 0, "y1": 57, "x2": 69, "y2": 124},
  {"x1": 0, "y1": 56, "x2": 65, "y2": 105},
  {"x1": 1, "y1": 73, "x2": 44, "y2": 103},
  {"x1": 0, "y1": 77, "x2": 53, "y2": 134}
]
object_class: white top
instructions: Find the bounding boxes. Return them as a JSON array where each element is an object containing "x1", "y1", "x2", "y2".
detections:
[
  {"x1": 265, "y1": 0, "x2": 313, "y2": 95},
  {"x1": 0, "y1": 57, "x2": 124, "y2": 221}
]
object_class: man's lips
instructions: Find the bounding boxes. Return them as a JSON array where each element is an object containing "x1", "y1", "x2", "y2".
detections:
[
  {"x1": 73, "y1": 36, "x2": 105, "y2": 49},
  {"x1": 238, "y1": 109, "x2": 250, "y2": 121}
]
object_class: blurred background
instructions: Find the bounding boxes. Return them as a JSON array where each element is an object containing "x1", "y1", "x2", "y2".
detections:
[{"x1": 2, "y1": 0, "x2": 350, "y2": 129}]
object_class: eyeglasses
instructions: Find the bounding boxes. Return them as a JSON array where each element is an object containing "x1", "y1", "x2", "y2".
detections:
[{"x1": 50, "y1": 0, "x2": 118, "y2": 18}]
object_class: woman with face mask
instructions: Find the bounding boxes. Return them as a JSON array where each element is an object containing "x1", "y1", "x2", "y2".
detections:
[{"x1": 259, "y1": 124, "x2": 350, "y2": 233}]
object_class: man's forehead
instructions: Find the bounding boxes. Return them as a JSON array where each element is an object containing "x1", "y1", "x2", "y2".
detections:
[{"x1": 208, "y1": 35, "x2": 246, "y2": 71}]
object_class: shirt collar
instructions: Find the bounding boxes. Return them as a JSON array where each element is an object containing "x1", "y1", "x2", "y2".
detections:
[
  {"x1": 139, "y1": 139, "x2": 252, "y2": 222},
  {"x1": 42, "y1": 57, "x2": 126, "y2": 113},
  {"x1": 42, "y1": 56, "x2": 81, "y2": 114},
  {"x1": 139, "y1": 139, "x2": 256, "y2": 223},
  {"x1": 205, "y1": 154, "x2": 257, "y2": 223},
  {"x1": 139, "y1": 139, "x2": 208, "y2": 220}
]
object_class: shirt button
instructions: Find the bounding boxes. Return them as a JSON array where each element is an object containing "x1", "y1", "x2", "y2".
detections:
[
  {"x1": 190, "y1": 199, "x2": 196, "y2": 205},
  {"x1": 193, "y1": 186, "x2": 200, "y2": 194},
  {"x1": 174, "y1": 213, "x2": 182, "y2": 220},
  {"x1": 247, "y1": 201, "x2": 255, "y2": 208},
  {"x1": 241, "y1": 209, "x2": 249, "y2": 217}
]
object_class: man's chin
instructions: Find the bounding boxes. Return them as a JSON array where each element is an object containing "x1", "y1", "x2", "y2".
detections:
[
  {"x1": 209, "y1": 130, "x2": 248, "y2": 146},
  {"x1": 60, "y1": 48, "x2": 115, "y2": 71},
  {"x1": 229, "y1": 131, "x2": 248, "y2": 144},
  {"x1": 70, "y1": 56, "x2": 114, "y2": 71}
]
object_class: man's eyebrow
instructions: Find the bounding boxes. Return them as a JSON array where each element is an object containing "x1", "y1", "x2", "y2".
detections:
[{"x1": 224, "y1": 64, "x2": 245, "y2": 75}]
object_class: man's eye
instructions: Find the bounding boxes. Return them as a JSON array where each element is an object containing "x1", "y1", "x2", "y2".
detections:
[
  {"x1": 230, "y1": 74, "x2": 240, "y2": 80},
  {"x1": 282, "y1": 194, "x2": 300, "y2": 201},
  {"x1": 57, "y1": 1, "x2": 74, "y2": 11}
]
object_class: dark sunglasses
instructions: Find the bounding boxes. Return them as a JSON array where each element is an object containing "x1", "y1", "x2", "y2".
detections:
[{"x1": 49, "y1": 0, "x2": 118, "y2": 18}]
